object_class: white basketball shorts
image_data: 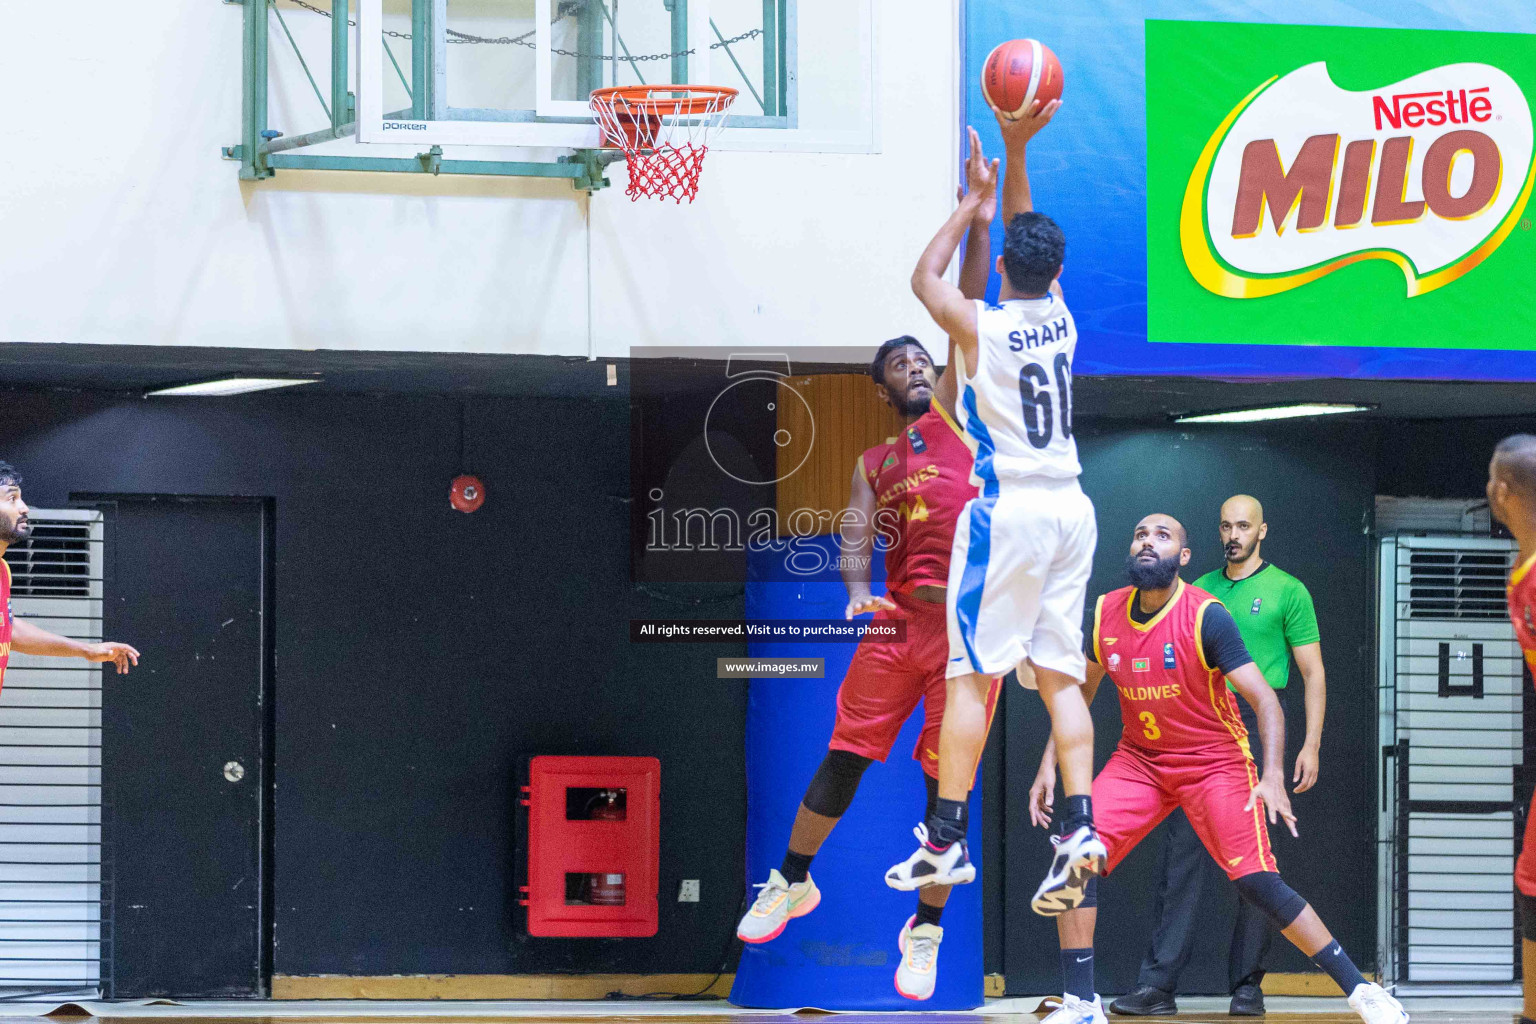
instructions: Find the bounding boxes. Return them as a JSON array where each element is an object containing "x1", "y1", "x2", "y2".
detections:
[{"x1": 945, "y1": 476, "x2": 1097, "y2": 681}]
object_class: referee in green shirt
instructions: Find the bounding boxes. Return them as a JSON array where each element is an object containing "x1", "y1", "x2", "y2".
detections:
[{"x1": 1110, "y1": 494, "x2": 1326, "y2": 1017}]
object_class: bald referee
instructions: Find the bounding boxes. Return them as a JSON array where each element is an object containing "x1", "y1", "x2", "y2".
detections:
[{"x1": 1112, "y1": 495, "x2": 1325, "y2": 1017}]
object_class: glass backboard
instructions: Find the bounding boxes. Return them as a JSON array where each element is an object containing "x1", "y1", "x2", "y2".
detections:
[{"x1": 356, "y1": 0, "x2": 877, "y2": 152}]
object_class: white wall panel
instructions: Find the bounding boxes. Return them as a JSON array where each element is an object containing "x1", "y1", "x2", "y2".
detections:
[{"x1": 0, "y1": 1, "x2": 958, "y2": 358}]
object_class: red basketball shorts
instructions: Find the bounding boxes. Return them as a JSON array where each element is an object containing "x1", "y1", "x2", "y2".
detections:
[
  {"x1": 829, "y1": 592, "x2": 1000, "y2": 782},
  {"x1": 1094, "y1": 742, "x2": 1277, "y2": 880},
  {"x1": 1519, "y1": 790, "x2": 1536, "y2": 897}
]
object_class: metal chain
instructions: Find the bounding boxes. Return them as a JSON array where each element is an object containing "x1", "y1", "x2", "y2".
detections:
[
  {"x1": 711, "y1": 28, "x2": 764, "y2": 50},
  {"x1": 284, "y1": 0, "x2": 761, "y2": 58}
]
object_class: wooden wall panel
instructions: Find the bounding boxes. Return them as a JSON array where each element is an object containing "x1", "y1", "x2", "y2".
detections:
[{"x1": 776, "y1": 374, "x2": 903, "y2": 535}]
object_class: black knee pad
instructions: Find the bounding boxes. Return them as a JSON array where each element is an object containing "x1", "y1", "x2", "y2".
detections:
[
  {"x1": 1519, "y1": 891, "x2": 1536, "y2": 942},
  {"x1": 1233, "y1": 871, "x2": 1307, "y2": 930},
  {"x1": 802, "y1": 750, "x2": 873, "y2": 817},
  {"x1": 1080, "y1": 875, "x2": 1098, "y2": 909}
]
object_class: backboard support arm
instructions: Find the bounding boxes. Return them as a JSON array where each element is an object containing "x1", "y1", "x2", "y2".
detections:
[
  {"x1": 670, "y1": 0, "x2": 689, "y2": 86},
  {"x1": 226, "y1": 0, "x2": 614, "y2": 191},
  {"x1": 410, "y1": 0, "x2": 446, "y2": 122},
  {"x1": 331, "y1": 0, "x2": 351, "y2": 127},
  {"x1": 239, "y1": 0, "x2": 270, "y2": 180}
]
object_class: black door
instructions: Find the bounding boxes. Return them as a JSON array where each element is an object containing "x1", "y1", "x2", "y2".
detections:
[{"x1": 96, "y1": 497, "x2": 270, "y2": 997}]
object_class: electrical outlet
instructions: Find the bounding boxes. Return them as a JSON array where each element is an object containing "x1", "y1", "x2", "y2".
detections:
[{"x1": 678, "y1": 879, "x2": 700, "y2": 902}]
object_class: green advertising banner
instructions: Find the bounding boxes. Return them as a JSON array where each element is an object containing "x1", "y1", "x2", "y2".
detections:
[{"x1": 1148, "y1": 20, "x2": 1536, "y2": 352}]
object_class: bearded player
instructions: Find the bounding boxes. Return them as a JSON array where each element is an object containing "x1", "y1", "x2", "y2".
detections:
[
  {"x1": 888, "y1": 100, "x2": 1104, "y2": 917},
  {"x1": 1486, "y1": 434, "x2": 1536, "y2": 1024},
  {"x1": 0, "y1": 462, "x2": 140, "y2": 691},
  {"x1": 1025, "y1": 514, "x2": 1406, "y2": 1024},
  {"x1": 734, "y1": 142, "x2": 1002, "y2": 1001}
]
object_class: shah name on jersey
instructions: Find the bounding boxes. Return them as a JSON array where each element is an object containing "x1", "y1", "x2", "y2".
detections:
[{"x1": 1009, "y1": 316, "x2": 1070, "y2": 352}]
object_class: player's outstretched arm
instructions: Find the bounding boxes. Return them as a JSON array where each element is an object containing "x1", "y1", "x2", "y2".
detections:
[
  {"x1": 912, "y1": 214, "x2": 980, "y2": 364},
  {"x1": 1231, "y1": 663, "x2": 1298, "y2": 837},
  {"x1": 914, "y1": 128, "x2": 994, "y2": 363},
  {"x1": 934, "y1": 344, "x2": 962, "y2": 421},
  {"x1": 956, "y1": 136, "x2": 997, "y2": 303},
  {"x1": 841, "y1": 456, "x2": 896, "y2": 620},
  {"x1": 997, "y1": 99, "x2": 1060, "y2": 223},
  {"x1": 935, "y1": 134, "x2": 1002, "y2": 416},
  {"x1": 11, "y1": 619, "x2": 139, "y2": 675}
]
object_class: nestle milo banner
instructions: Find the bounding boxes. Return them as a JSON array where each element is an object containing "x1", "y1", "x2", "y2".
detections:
[
  {"x1": 964, "y1": 3, "x2": 1536, "y2": 380},
  {"x1": 1149, "y1": 19, "x2": 1536, "y2": 357}
]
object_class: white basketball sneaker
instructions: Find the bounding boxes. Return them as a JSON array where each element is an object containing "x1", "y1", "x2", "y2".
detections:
[
  {"x1": 1040, "y1": 993, "x2": 1107, "y2": 1024},
  {"x1": 894, "y1": 915, "x2": 943, "y2": 1000},
  {"x1": 885, "y1": 823, "x2": 976, "y2": 890},
  {"x1": 1032, "y1": 825, "x2": 1107, "y2": 916},
  {"x1": 1348, "y1": 983, "x2": 1409, "y2": 1024},
  {"x1": 736, "y1": 869, "x2": 820, "y2": 944}
]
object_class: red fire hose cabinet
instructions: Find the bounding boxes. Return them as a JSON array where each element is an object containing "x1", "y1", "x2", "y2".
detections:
[{"x1": 520, "y1": 755, "x2": 660, "y2": 937}]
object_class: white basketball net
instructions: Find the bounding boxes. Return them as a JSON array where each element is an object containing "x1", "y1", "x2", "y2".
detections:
[{"x1": 589, "y1": 86, "x2": 738, "y2": 203}]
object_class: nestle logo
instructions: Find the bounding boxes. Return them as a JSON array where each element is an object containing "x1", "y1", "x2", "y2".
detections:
[
  {"x1": 1181, "y1": 56, "x2": 1534, "y2": 302},
  {"x1": 383, "y1": 121, "x2": 428, "y2": 131},
  {"x1": 1372, "y1": 87, "x2": 1493, "y2": 130}
]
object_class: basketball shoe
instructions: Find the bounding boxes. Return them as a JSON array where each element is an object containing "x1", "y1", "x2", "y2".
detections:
[
  {"x1": 1032, "y1": 825, "x2": 1106, "y2": 916},
  {"x1": 1348, "y1": 983, "x2": 1409, "y2": 1024},
  {"x1": 736, "y1": 869, "x2": 820, "y2": 943},
  {"x1": 894, "y1": 915, "x2": 943, "y2": 1000},
  {"x1": 1040, "y1": 993, "x2": 1107, "y2": 1024},
  {"x1": 885, "y1": 823, "x2": 976, "y2": 889}
]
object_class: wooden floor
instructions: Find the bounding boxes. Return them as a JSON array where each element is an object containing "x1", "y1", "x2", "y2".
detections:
[{"x1": 1, "y1": 1009, "x2": 1520, "y2": 1024}]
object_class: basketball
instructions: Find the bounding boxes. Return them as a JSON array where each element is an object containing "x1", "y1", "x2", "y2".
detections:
[{"x1": 982, "y1": 38, "x2": 1063, "y2": 119}]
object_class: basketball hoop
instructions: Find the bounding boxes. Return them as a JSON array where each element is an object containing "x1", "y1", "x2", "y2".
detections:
[{"x1": 588, "y1": 85, "x2": 738, "y2": 203}]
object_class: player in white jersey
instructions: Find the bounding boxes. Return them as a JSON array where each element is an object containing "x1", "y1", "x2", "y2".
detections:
[{"x1": 885, "y1": 105, "x2": 1105, "y2": 916}]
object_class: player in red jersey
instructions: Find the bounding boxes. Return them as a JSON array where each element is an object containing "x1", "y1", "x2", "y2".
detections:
[
  {"x1": 0, "y1": 462, "x2": 139, "y2": 691},
  {"x1": 1026, "y1": 514, "x2": 1406, "y2": 1024},
  {"x1": 734, "y1": 149, "x2": 1002, "y2": 1002},
  {"x1": 1486, "y1": 435, "x2": 1536, "y2": 1024}
]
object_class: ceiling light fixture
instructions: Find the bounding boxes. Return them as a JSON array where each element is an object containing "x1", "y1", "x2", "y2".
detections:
[
  {"x1": 1173, "y1": 403, "x2": 1375, "y2": 425},
  {"x1": 146, "y1": 378, "x2": 319, "y2": 397}
]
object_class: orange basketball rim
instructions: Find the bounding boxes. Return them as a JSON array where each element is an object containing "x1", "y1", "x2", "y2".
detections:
[{"x1": 589, "y1": 85, "x2": 739, "y2": 204}]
